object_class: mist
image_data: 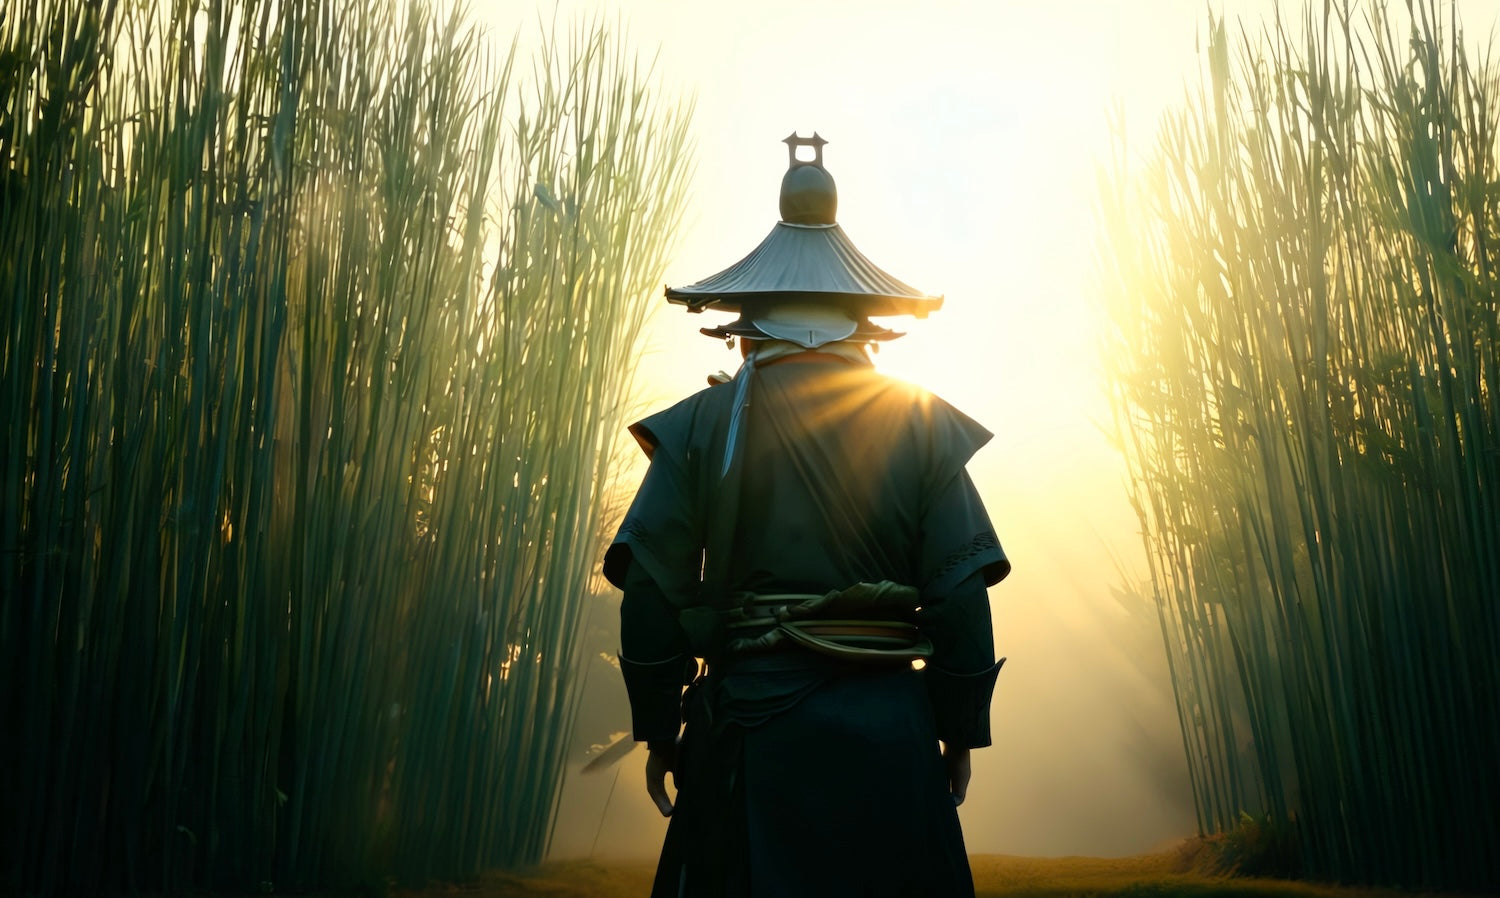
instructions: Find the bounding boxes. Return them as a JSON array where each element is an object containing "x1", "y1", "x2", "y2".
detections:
[{"x1": 10, "y1": 0, "x2": 1495, "y2": 891}]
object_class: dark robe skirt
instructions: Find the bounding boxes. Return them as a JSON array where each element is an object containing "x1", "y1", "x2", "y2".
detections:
[{"x1": 655, "y1": 657, "x2": 974, "y2": 898}]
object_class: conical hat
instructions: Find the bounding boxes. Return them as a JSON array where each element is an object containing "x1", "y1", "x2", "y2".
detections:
[{"x1": 665, "y1": 134, "x2": 943, "y2": 321}]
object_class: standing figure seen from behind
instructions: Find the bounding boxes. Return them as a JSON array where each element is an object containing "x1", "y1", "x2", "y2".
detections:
[{"x1": 604, "y1": 133, "x2": 1010, "y2": 898}]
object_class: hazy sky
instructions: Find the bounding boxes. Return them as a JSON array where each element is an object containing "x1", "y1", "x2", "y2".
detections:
[{"x1": 470, "y1": 0, "x2": 1500, "y2": 859}]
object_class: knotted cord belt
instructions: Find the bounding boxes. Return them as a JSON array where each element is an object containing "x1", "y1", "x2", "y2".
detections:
[{"x1": 722, "y1": 580, "x2": 933, "y2": 664}]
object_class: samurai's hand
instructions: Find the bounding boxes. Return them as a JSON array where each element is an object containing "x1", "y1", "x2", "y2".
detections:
[
  {"x1": 943, "y1": 743, "x2": 971, "y2": 806},
  {"x1": 645, "y1": 741, "x2": 678, "y2": 817}
]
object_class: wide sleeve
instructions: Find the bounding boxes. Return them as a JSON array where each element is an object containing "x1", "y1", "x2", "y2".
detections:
[
  {"x1": 914, "y1": 397, "x2": 1009, "y2": 748},
  {"x1": 604, "y1": 401, "x2": 710, "y2": 746}
]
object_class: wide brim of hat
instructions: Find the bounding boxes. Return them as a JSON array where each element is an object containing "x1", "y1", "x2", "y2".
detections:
[
  {"x1": 698, "y1": 315, "x2": 905, "y2": 343},
  {"x1": 665, "y1": 222, "x2": 943, "y2": 318}
]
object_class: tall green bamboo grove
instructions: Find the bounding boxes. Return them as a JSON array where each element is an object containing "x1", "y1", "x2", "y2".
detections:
[
  {"x1": 0, "y1": 0, "x2": 692, "y2": 892},
  {"x1": 1099, "y1": 1, "x2": 1497, "y2": 890}
]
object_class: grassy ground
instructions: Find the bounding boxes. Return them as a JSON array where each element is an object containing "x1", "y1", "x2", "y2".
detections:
[{"x1": 400, "y1": 853, "x2": 1480, "y2": 898}]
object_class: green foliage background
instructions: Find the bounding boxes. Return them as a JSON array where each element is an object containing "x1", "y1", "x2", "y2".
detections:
[
  {"x1": 1101, "y1": 1, "x2": 1497, "y2": 890},
  {"x1": 0, "y1": 0, "x2": 691, "y2": 892}
]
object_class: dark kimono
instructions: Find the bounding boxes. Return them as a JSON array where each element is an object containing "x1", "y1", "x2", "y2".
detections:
[{"x1": 603, "y1": 349, "x2": 1009, "y2": 898}]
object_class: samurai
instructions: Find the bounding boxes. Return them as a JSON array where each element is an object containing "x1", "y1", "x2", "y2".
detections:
[{"x1": 603, "y1": 134, "x2": 1010, "y2": 898}]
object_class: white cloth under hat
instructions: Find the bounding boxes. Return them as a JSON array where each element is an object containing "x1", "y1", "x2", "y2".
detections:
[{"x1": 746, "y1": 303, "x2": 858, "y2": 349}]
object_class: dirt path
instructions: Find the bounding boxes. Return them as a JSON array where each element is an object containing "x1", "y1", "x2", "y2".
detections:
[{"x1": 418, "y1": 854, "x2": 1474, "y2": 898}]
